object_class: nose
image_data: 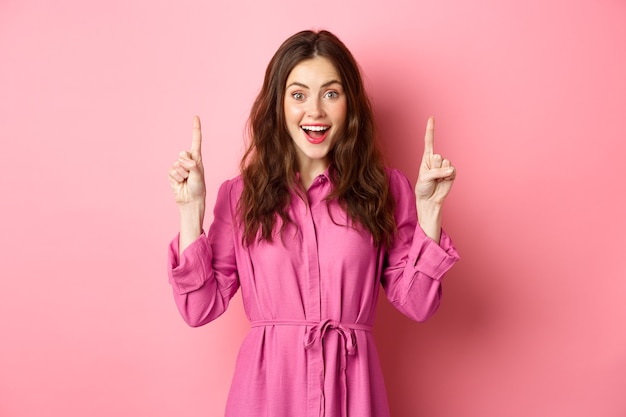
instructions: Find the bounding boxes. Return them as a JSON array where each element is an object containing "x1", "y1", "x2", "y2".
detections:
[{"x1": 307, "y1": 97, "x2": 325, "y2": 118}]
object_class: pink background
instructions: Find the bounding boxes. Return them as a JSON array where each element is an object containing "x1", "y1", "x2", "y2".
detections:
[{"x1": 1, "y1": 0, "x2": 625, "y2": 416}]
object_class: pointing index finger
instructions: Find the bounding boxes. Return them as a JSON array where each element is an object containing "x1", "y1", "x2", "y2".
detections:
[
  {"x1": 191, "y1": 115, "x2": 202, "y2": 159},
  {"x1": 423, "y1": 117, "x2": 435, "y2": 158}
]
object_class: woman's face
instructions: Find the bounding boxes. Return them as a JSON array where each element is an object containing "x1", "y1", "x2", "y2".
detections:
[{"x1": 283, "y1": 56, "x2": 347, "y2": 175}]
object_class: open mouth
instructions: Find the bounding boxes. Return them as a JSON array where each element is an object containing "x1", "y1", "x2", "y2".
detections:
[{"x1": 301, "y1": 125, "x2": 330, "y2": 144}]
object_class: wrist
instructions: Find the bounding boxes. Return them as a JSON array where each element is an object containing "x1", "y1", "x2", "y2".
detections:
[
  {"x1": 179, "y1": 199, "x2": 205, "y2": 215},
  {"x1": 416, "y1": 200, "x2": 443, "y2": 244},
  {"x1": 417, "y1": 199, "x2": 442, "y2": 218},
  {"x1": 179, "y1": 201, "x2": 205, "y2": 232}
]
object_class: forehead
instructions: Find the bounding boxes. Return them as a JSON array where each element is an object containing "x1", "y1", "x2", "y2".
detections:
[{"x1": 286, "y1": 56, "x2": 341, "y2": 85}]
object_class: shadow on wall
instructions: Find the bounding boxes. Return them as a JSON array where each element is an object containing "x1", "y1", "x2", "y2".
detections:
[
  {"x1": 374, "y1": 255, "x2": 493, "y2": 417},
  {"x1": 369, "y1": 55, "x2": 497, "y2": 416}
]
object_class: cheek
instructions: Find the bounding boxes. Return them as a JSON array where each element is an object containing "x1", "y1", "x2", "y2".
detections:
[{"x1": 284, "y1": 102, "x2": 303, "y2": 124}]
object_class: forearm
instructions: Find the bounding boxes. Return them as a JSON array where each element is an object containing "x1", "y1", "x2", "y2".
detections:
[
  {"x1": 168, "y1": 234, "x2": 238, "y2": 327},
  {"x1": 178, "y1": 201, "x2": 205, "y2": 255},
  {"x1": 171, "y1": 275, "x2": 227, "y2": 327},
  {"x1": 382, "y1": 225, "x2": 459, "y2": 323},
  {"x1": 416, "y1": 200, "x2": 442, "y2": 244}
]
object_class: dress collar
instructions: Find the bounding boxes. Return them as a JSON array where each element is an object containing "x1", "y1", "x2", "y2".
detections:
[{"x1": 295, "y1": 165, "x2": 332, "y2": 182}]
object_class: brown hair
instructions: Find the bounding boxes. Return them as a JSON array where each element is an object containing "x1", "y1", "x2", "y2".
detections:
[{"x1": 239, "y1": 30, "x2": 396, "y2": 246}]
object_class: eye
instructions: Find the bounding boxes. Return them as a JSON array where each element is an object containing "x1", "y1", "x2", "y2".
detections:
[
  {"x1": 324, "y1": 91, "x2": 339, "y2": 99},
  {"x1": 292, "y1": 92, "x2": 305, "y2": 101}
]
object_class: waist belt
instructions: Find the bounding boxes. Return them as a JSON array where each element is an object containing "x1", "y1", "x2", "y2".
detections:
[{"x1": 251, "y1": 319, "x2": 373, "y2": 417}]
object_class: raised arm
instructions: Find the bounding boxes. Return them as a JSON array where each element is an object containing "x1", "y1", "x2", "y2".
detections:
[
  {"x1": 168, "y1": 116, "x2": 206, "y2": 255},
  {"x1": 382, "y1": 168, "x2": 459, "y2": 322},
  {"x1": 414, "y1": 117, "x2": 456, "y2": 244},
  {"x1": 167, "y1": 117, "x2": 240, "y2": 327}
]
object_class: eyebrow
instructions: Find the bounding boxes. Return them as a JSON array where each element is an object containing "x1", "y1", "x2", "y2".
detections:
[{"x1": 286, "y1": 79, "x2": 342, "y2": 89}]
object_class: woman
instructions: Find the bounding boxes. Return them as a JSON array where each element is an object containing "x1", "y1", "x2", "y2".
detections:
[{"x1": 167, "y1": 30, "x2": 459, "y2": 417}]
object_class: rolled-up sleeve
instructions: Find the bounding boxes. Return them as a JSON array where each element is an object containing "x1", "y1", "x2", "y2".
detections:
[
  {"x1": 167, "y1": 180, "x2": 240, "y2": 327},
  {"x1": 381, "y1": 169, "x2": 460, "y2": 322}
]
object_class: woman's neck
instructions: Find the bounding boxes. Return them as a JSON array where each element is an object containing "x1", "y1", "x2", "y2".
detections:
[{"x1": 296, "y1": 158, "x2": 329, "y2": 190}]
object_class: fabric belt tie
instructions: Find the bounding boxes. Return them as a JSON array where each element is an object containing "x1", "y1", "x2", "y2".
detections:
[{"x1": 251, "y1": 319, "x2": 373, "y2": 417}]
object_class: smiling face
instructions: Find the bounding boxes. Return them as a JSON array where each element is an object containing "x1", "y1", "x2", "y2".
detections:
[{"x1": 284, "y1": 56, "x2": 347, "y2": 178}]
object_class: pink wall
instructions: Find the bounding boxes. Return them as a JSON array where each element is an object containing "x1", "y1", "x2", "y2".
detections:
[{"x1": 1, "y1": 0, "x2": 625, "y2": 416}]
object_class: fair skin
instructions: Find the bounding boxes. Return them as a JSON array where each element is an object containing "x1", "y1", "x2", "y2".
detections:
[
  {"x1": 283, "y1": 56, "x2": 347, "y2": 189},
  {"x1": 168, "y1": 62, "x2": 455, "y2": 254},
  {"x1": 168, "y1": 116, "x2": 205, "y2": 253},
  {"x1": 414, "y1": 117, "x2": 456, "y2": 243}
]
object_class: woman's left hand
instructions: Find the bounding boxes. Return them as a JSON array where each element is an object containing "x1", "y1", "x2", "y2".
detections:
[{"x1": 414, "y1": 117, "x2": 456, "y2": 205}]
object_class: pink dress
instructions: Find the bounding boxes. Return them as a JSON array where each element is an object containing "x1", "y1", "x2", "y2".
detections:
[{"x1": 168, "y1": 168, "x2": 459, "y2": 417}]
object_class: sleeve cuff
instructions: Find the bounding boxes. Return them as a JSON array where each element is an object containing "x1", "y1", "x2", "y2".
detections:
[
  {"x1": 408, "y1": 228, "x2": 460, "y2": 281},
  {"x1": 167, "y1": 232, "x2": 213, "y2": 294}
]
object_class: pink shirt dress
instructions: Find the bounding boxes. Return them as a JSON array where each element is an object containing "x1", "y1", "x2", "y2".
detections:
[{"x1": 168, "y1": 168, "x2": 459, "y2": 417}]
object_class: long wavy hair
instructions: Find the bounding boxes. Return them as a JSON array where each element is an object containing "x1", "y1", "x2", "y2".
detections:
[{"x1": 239, "y1": 30, "x2": 396, "y2": 247}]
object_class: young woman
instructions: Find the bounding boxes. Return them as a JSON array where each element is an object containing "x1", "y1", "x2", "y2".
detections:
[{"x1": 167, "y1": 30, "x2": 459, "y2": 417}]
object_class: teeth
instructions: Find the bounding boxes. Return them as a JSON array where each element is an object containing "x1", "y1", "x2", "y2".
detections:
[{"x1": 301, "y1": 125, "x2": 329, "y2": 132}]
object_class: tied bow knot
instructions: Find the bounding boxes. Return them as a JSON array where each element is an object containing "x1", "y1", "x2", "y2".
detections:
[
  {"x1": 250, "y1": 318, "x2": 372, "y2": 417},
  {"x1": 302, "y1": 319, "x2": 372, "y2": 417},
  {"x1": 304, "y1": 319, "x2": 357, "y2": 355}
]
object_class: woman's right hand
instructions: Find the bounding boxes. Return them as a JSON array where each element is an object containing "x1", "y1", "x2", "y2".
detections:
[{"x1": 168, "y1": 116, "x2": 206, "y2": 206}]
